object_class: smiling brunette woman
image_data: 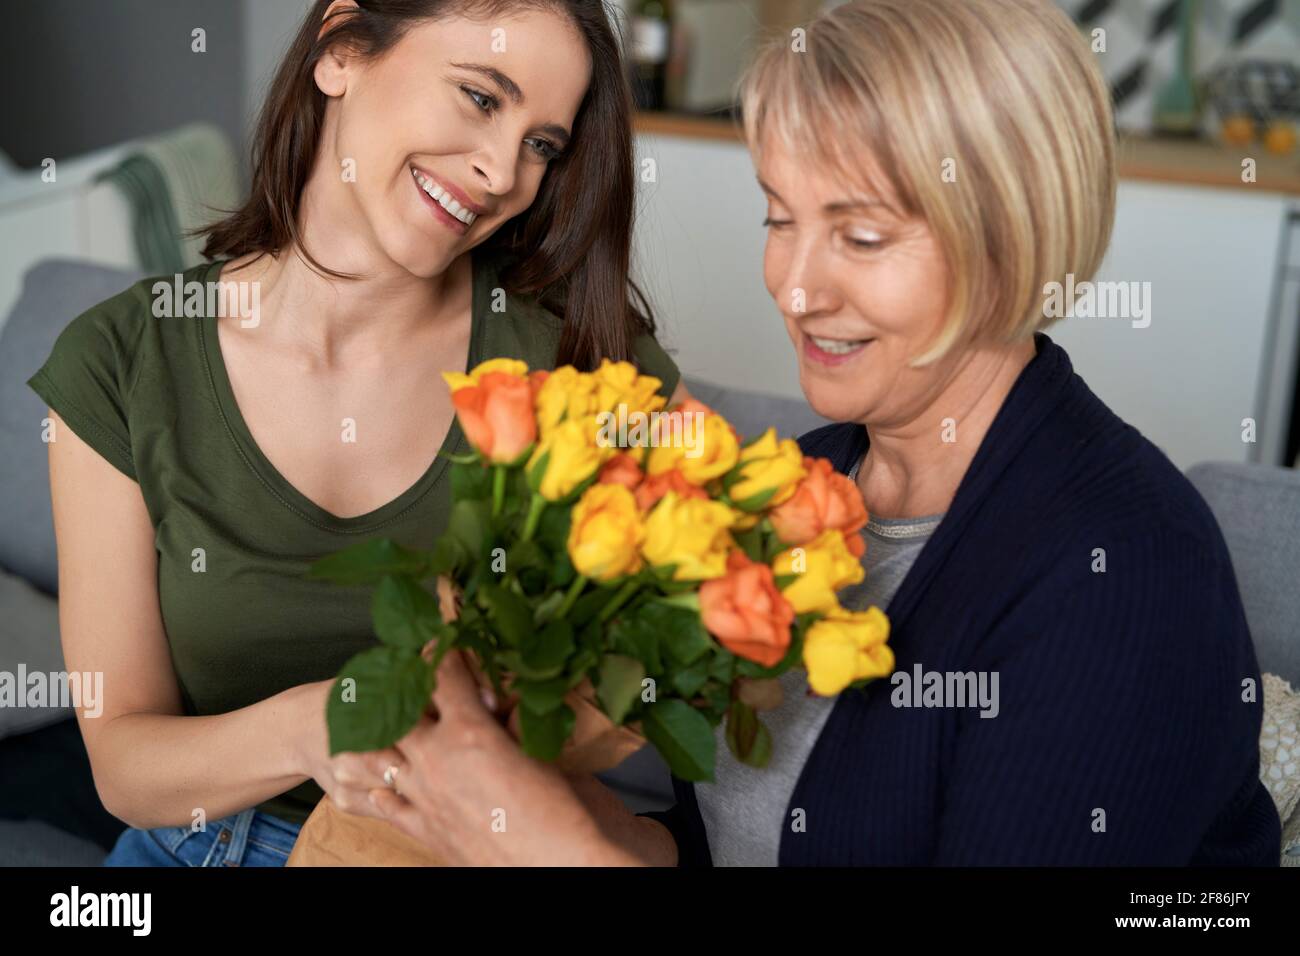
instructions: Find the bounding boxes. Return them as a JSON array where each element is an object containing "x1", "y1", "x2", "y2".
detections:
[{"x1": 26, "y1": 0, "x2": 683, "y2": 867}]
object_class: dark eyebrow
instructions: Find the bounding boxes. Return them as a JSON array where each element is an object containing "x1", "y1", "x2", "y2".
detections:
[
  {"x1": 757, "y1": 177, "x2": 887, "y2": 213},
  {"x1": 451, "y1": 62, "x2": 524, "y2": 104},
  {"x1": 451, "y1": 61, "x2": 571, "y2": 147},
  {"x1": 538, "y1": 124, "x2": 571, "y2": 149}
]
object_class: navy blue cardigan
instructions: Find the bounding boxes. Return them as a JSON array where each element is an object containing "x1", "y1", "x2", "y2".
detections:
[{"x1": 652, "y1": 334, "x2": 1280, "y2": 865}]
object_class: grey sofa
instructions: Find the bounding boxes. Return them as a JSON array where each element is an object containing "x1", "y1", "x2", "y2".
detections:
[{"x1": 2, "y1": 260, "x2": 1296, "y2": 865}]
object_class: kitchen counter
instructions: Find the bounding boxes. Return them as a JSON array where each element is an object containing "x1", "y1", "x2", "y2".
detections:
[{"x1": 634, "y1": 111, "x2": 1300, "y2": 198}]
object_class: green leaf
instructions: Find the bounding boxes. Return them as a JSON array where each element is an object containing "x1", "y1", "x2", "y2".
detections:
[
  {"x1": 606, "y1": 598, "x2": 711, "y2": 672},
  {"x1": 568, "y1": 644, "x2": 599, "y2": 683},
  {"x1": 450, "y1": 460, "x2": 493, "y2": 501},
  {"x1": 326, "y1": 646, "x2": 434, "y2": 755},
  {"x1": 724, "y1": 700, "x2": 772, "y2": 768},
  {"x1": 642, "y1": 601, "x2": 712, "y2": 666},
  {"x1": 696, "y1": 679, "x2": 733, "y2": 724},
  {"x1": 608, "y1": 612, "x2": 663, "y2": 674},
  {"x1": 531, "y1": 589, "x2": 566, "y2": 626},
  {"x1": 526, "y1": 448, "x2": 552, "y2": 496},
  {"x1": 307, "y1": 538, "x2": 427, "y2": 586},
  {"x1": 517, "y1": 618, "x2": 574, "y2": 680},
  {"x1": 517, "y1": 677, "x2": 570, "y2": 715},
  {"x1": 762, "y1": 524, "x2": 789, "y2": 562},
  {"x1": 732, "y1": 524, "x2": 765, "y2": 563},
  {"x1": 506, "y1": 539, "x2": 546, "y2": 574},
  {"x1": 708, "y1": 652, "x2": 737, "y2": 685},
  {"x1": 548, "y1": 550, "x2": 576, "y2": 588},
  {"x1": 730, "y1": 486, "x2": 779, "y2": 513},
  {"x1": 670, "y1": 658, "x2": 710, "y2": 698},
  {"x1": 426, "y1": 535, "x2": 467, "y2": 577},
  {"x1": 535, "y1": 500, "x2": 571, "y2": 554},
  {"x1": 570, "y1": 586, "x2": 620, "y2": 628},
  {"x1": 448, "y1": 499, "x2": 491, "y2": 560},
  {"x1": 596, "y1": 654, "x2": 645, "y2": 725},
  {"x1": 477, "y1": 582, "x2": 533, "y2": 647},
  {"x1": 642, "y1": 699, "x2": 716, "y2": 782},
  {"x1": 371, "y1": 575, "x2": 442, "y2": 651},
  {"x1": 518, "y1": 702, "x2": 575, "y2": 762}
]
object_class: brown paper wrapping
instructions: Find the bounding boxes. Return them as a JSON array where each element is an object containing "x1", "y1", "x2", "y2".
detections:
[{"x1": 286, "y1": 578, "x2": 645, "y2": 867}]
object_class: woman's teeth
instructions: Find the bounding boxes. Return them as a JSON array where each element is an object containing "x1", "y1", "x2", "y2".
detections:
[
  {"x1": 809, "y1": 335, "x2": 868, "y2": 355},
  {"x1": 411, "y1": 167, "x2": 477, "y2": 226}
]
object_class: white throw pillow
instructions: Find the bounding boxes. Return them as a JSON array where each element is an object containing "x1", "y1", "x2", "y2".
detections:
[{"x1": 1261, "y1": 673, "x2": 1300, "y2": 866}]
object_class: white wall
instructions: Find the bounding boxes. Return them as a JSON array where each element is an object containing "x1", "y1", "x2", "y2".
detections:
[
  {"x1": 1052, "y1": 182, "x2": 1292, "y2": 468},
  {"x1": 242, "y1": 0, "x2": 315, "y2": 152},
  {"x1": 631, "y1": 133, "x2": 794, "y2": 397}
]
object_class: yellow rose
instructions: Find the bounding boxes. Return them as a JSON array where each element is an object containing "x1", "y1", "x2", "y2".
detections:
[
  {"x1": 592, "y1": 359, "x2": 665, "y2": 419},
  {"x1": 726, "y1": 428, "x2": 806, "y2": 511},
  {"x1": 771, "y1": 529, "x2": 865, "y2": 614},
  {"x1": 641, "y1": 490, "x2": 736, "y2": 581},
  {"x1": 527, "y1": 419, "x2": 603, "y2": 501},
  {"x1": 568, "y1": 484, "x2": 644, "y2": 581},
  {"x1": 803, "y1": 605, "x2": 893, "y2": 696},
  {"x1": 534, "y1": 367, "x2": 598, "y2": 438},
  {"x1": 645, "y1": 399, "x2": 740, "y2": 486},
  {"x1": 442, "y1": 358, "x2": 529, "y2": 394}
]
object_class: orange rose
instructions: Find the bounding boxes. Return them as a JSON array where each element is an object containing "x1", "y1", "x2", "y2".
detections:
[
  {"x1": 769, "y1": 457, "x2": 868, "y2": 558},
  {"x1": 448, "y1": 370, "x2": 536, "y2": 464},
  {"x1": 598, "y1": 452, "x2": 643, "y2": 491},
  {"x1": 699, "y1": 550, "x2": 795, "y2": 667},
  {"x1": 634, "y1": 469, "x2": 709, "y2": 512}
]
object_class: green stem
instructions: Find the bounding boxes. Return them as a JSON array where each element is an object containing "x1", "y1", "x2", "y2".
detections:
[
  {"x1": 520, "y1": 492, "x2": 547, "y2": 542},
  {"x1": 555, "y1": 574, "x2": 589, "y2": 620},
  {"x1": 597, "y1": 578, "x2": 642, "y2": 624},
  {"x1": 658, "y1": 591, "x2": 700, "y2": 612},
  {"x1": 491, "y1": 465, "x2": 506, "y2": 517}
]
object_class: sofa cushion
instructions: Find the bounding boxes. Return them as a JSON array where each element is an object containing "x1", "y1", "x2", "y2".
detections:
[
  {"x1": 1186, "y1": 462, "x2": 1300, "y2": 687},
  {"x1": 0, "y1": 716, "x2": 126, "y2": 851},
  {"x1": 0, "y1": 260, "x2": 144, "y2": 594},
  {"x1": 683, "y1": 376, "x2": 830, "y2": 443},
  {"x1": 0, "y1": 567, "x2": 67, "y2": 740},
  {"x1": 0, "y1": 820, "x2": 107, "y2": 866}
]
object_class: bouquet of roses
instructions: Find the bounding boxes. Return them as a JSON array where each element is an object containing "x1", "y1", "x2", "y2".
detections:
[{"x1": 308, "y1": 357, "x2": 892, "y2": 786}]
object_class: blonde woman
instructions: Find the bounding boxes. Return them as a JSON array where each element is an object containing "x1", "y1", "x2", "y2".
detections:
[{"x1": 354, "y1": 0, "x2": 1280, "y2": 865}]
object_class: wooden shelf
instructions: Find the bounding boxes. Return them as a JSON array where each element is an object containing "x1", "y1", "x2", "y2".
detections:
[
  {"x1": 634, "y1": 111, "x2": 1300, "y2": 197},
  {"x1": 634, "y1": 111, "x2": 744, "y2": 142},
  {"x1": 1115, "y1": 134, "x2": 1300, "y2": 196}
]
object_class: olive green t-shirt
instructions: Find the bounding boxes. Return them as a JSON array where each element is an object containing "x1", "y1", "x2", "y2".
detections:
[{"x1": 27, "y1": 252, "x2": 679, "y2": 826}]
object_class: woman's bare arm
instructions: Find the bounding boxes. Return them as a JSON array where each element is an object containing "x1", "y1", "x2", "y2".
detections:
[{"x1": 47, "y1": 410, "x2": 328, "y2": 829}]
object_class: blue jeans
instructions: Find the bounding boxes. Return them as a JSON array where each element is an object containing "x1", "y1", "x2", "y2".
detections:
[{"x1": 102, "y1": 808, "x2": 301, "y2": 867}]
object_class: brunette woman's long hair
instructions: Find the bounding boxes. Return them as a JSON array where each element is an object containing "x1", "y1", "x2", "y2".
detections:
[{"x1": 202, "y1": 0, "x2": 654, "y2": 369}]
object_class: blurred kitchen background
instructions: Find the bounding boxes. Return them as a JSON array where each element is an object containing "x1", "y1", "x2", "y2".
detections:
[{"x1": 1, "y1": 0, "x2": 1298, "y2": 470}]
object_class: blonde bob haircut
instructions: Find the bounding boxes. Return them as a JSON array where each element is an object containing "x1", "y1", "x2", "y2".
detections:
[{"x1": 740, "y1": 0, "x2": 1117, "y2": 365}]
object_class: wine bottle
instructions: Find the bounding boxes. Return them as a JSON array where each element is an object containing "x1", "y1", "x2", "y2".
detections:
[{"x1": 631, "y1": 0, "x2": 671, "y2": 111}]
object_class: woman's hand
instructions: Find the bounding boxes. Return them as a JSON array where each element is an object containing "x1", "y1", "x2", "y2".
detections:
[
  {"x1": 291, "y1": 678, "x2": 405, "y2": 820},
  {"x1": 367, "y1": 650, "x2": 642, "y2": 865}
]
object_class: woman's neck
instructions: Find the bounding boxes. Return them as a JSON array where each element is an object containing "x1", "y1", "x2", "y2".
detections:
[
  {"x1": 220, "y1": 244, "x2": 471, "y2": 369},
  {"x1": 856, "y1": 338, "x2": 1036, "y2": 519}
]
